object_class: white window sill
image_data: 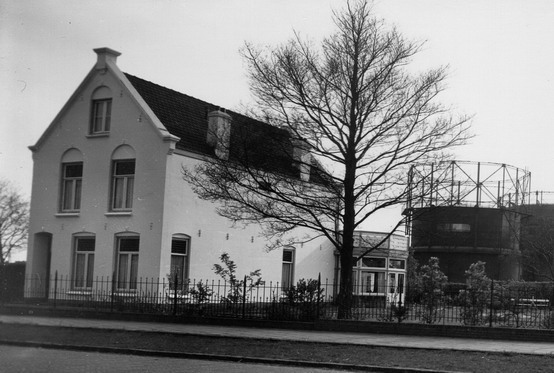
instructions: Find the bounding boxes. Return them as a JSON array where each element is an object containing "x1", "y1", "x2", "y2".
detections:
[
  {"x1": 66, "y1": 290, "x2": 92, "y2": 296},
  {"x1": 112, "y1": 291, "x2": 138, "y2": 297},
  {"x1": 86, "y1": 133, "x2": 110, "y2": 138},
  {"x1": 105, "y1": 211, "x2": 132, "y2": 217},
  {"x1": 55, "y1": 213, "x2": 80, "y2": 217}
]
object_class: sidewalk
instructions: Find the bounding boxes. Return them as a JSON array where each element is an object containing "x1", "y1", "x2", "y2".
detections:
[{"x1": 1, "y1": 314, "x2": 554, "y2": 355}]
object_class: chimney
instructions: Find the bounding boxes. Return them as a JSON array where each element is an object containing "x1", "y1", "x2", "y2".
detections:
[
  {"x1": 93, "y1": 47, "x2": 121, "y2": 70},
  {"x1": 207, "y1": 108, "x2": 232, "y2": 160}
]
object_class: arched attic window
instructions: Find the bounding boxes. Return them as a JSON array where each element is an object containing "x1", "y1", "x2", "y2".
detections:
[
  {"x1": 60, "y1": 148, "x2": 83, "y2": 212},
  {"x1": 110, "y1": 145, "x2": 136, "y2": 211},
  {"x1": 90, "y1": 86, "x2": 112, "y2": 134}
]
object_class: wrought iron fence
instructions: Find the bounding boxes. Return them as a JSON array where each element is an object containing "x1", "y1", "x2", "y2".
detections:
[{"x1": 4, "y1": 272, "x2": 554, "y2": 329}]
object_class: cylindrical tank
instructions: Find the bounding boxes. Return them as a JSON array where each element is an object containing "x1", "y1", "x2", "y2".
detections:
[
  {"x1": 407, "y1": 161, "x2": 529, "y2": 282},
  {"x1": 411, "y1": 206, "x2": 521, "y2": 282}
]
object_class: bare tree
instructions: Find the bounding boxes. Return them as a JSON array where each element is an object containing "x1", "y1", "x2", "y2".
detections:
[
  {"x1": 0, "y1": 179, "x2": 29, "y2": 265},
  {"x1": 183, "y1": 1, "x2": 470, "y2": 318},
  {"x1": 520, "y1": 217, "x2": 554, "y2": 282}
]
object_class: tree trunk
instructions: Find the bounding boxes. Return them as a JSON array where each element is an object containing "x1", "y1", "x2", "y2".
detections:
[
  {"x1": 337, "y1": 155, "x2": 357, "y2": 319},
  {"x1": 337, "y1": 244, "x2": 354, "y2": 319}
]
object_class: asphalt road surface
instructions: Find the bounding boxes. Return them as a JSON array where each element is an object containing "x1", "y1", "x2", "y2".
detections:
[{"x1": 0, "y1": 345, "x2": 350, "y2": 373}]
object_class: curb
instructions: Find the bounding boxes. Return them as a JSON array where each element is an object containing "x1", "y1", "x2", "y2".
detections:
[{"x1": 0, "y1": 339, "x2": 468, "y2": 373}]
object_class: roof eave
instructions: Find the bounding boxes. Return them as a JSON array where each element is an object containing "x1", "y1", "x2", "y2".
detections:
[{"x1": 108, "y1": 60, "x2": 179, "y2": 144}]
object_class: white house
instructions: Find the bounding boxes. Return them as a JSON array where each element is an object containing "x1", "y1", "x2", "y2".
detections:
[
  {"x1": 25, "y1": 48, "x2": 408, "y2": 302},
  {"x1": 25, "y1": 47, "x2": 337, "y2": 298}
]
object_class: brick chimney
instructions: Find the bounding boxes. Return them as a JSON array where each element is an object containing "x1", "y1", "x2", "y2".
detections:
[
  {"x1": 93, "y1": 47, "x2": 121, "y2": 70},
  {"x1": 207, "y1": 109, "x2": 232, "y2": 160}
]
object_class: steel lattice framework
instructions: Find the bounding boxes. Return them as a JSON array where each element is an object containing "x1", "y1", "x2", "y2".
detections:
[{"x1": 407, "y1": 160, "x2": 532, "y2": 209}]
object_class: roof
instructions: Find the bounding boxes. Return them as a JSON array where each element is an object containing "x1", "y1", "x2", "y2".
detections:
[{"x1": 124, "y1": 73, "x2": 302, "y2": 178}]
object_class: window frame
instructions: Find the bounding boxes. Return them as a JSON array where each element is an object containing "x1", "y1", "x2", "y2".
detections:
[
  {"x1": 437, "y1": 223, "x2": 471, "y2": 232},
  {"x1": 359, "y1": 270, "x2": 386, "y2": 295},
  {"x1": 72, "y1": 236, "x2": 95, "y2": 289},
  {"x1": 170, "y1": 236, "x2": 190, "y2": 291},
  {"x1": 389, "y1": 259, "x2": 406, "y2": 269},
  {"x1": 361, "y1": 256, "x2": 386, "y2": 268},
  {"x1": 60, "y1": 162, "x2": 83, "y2": 212},
  {"x1": 110, "y1": 159, "x2": 135, "y2": 211},
  {"x1": 115, "y1": 236, "x2": 140, "y2": 291},
  {"x1": 281, "y1": 248, "x2": 295, "y2": 290},
  {"x1": 90, "y1": 98, "x2": 112, "y2": 134}
]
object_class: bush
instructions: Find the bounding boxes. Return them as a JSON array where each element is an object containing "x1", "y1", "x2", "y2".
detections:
[
  {"x1": 541, "y1": 310, "x2": 554, "y2": 329},
  {"x1": 285, "y1": 278, "x2": 324, "y2": 304},
  {"x1": 278, "y1": 278, "x2": 325, "y2": 321},
  {"x1": 457, "y1": 261, "x2": 491, "y2": 326},
  {"x1": 188, "y1": 281, "x2": 213, "y2": 304},
  {"x1": 213, "y1": 252, "x2": 262, "y2": 304},
  {"x1": 416, "y1": 257, "x2": 448, "y2": 324},
  {"x1": 377, "y1": 302, "x2": 409, "y2": 323}
]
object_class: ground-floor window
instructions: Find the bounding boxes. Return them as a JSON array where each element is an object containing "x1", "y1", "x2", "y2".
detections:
[
  {"x1": 170, "y1": 236, "x2": 189, "y2": 290},
  {"x1": 116, "y1": 236, "x2": 139, "y2": 290},
  {"x1": 352, "y1": 256, "x2": 406, "y2": 297},
  {"x1": 281, "y1": 248, "x2": 295, "y2": 290},
  {"x1": 359, "y1": 271, "x2": 386, "y2": 294},
  {"x1": 73, "y1": 236, "x2": 95, "y2": 289}
]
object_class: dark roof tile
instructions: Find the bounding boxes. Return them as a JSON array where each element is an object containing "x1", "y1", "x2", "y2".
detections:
[{"x1": 124, "y1": 72, "x2": 327, "y2": 183}]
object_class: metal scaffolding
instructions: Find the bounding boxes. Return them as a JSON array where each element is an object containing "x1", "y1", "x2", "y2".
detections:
[{"x1": 407, "y1": 160, "x2": 532, "y2": 210}]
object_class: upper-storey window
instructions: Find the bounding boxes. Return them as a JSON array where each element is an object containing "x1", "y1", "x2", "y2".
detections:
[
  {"x1": 111, "y1": 160, "x2": 135, "y2": 210},
  {"x1": 61, "y1": 163, "x2": 83, "y2": 212},
  {"x1": 91, "y1": 99, "x2": 112, "y2": 133},
  {"x1": 90, "y1": 86, "x2": 112, "y2": 135},
  {"x1": 110, "y1": 145, "x2": 136, "y2": 212},
  {"x1": 60, "y1": 148, "x2": 83, "y2": 213}
]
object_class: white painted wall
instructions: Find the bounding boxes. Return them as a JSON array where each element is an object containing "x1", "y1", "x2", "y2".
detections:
[
  {"x1": 26, "y1": 65, "x2": 170, "y2": 284},
  {"x1": 159, "y1": 151, "x2": 336, "y2": 285},
  {"x1": 25, "y1": 58, "x2": 337, "y2": 293}
]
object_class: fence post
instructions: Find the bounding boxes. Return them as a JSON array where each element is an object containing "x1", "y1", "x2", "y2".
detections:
[
  {"x1": 316, "y1": 273, "x2": 321, "y2": 321},
  {"x1": 110, "y1": 271, "x2": 115, "y2": 312},
  {"x1": 53, "y1": 271, "x2": 58, "y2": 309},
  {"x1": 398, "y1": 280, "x2": 404, "y2": 323},
  {"x1": 0, "y1": 265, "x2": 4, "y2": 304},
  {"x1": 489, "y1": 279, "x2": 494, "y2": 328},
  {"x1": 242, "y1": 275, "x2": 247, "y2": 318},
  {"x1": 173, "y1": 273, "x2": 178, "y2": 316}
]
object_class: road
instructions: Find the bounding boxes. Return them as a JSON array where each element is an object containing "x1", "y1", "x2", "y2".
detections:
[{"x1": 0, "y1": 345, "x2": 350, "y2": 373}]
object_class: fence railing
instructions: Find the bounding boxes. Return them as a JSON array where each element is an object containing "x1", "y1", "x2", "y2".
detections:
[{"x1": 4, "y1": 273, "x2": 554, "y2": 329}]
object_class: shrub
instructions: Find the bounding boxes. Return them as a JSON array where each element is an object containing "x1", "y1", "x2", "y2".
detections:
[
  {"x1": 416, "y1": 257, "x2": 447, "y2": 324},
  {"x1": 378, "y1": 302, "x2": 409, "y2": 323},
  {"x1": 285, "y1": 278, "x2": 323, "y2": 304},
  {"x1": 282, "y1": 278, "x2": 325, "y2": 321},
  {"x1": 189, "y1": 281, "x2": 213, "y2": 304},
  {"x1": 213, "y1": 252, "x2": 262, "y2": 304},
  {"x1": 541, "y1": 311, "x2": 554, "y2": 329}
]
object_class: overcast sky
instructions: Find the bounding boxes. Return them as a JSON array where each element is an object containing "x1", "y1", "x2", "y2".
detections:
[{"x1": 2, "y1": 0, "x2": 554, "y2": 233}]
